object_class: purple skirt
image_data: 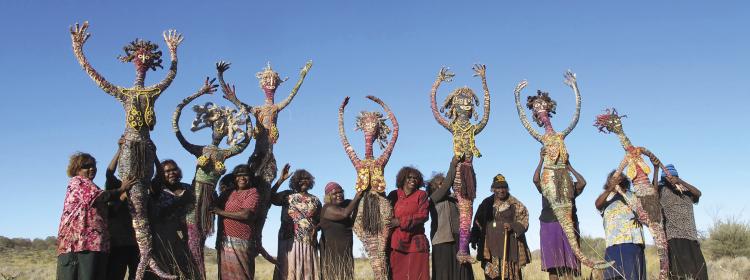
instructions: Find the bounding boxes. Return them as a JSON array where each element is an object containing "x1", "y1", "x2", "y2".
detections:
[{"x1": 540, "y1": 221, "x2": 580, "y2": 272}]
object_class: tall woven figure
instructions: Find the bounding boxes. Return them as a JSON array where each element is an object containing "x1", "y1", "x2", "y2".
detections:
[
  {"x1": 429, "y1": 65, "x2": 490, "y2": 263},
  {"x1": 217, "y1": 60, "x2": 312, "y2": 183},
  {"x1": 69, "y1": 21, "x2": 181, "y2": 280},
  {"x1": 514, "y1": 71, "x2": 610, "y2": 270},
  {"x1": 217, "y1": 61, "x2": 311, "y2": 266},
  {"x1": 338, "y1": 95, "x2": 399, "y2": 280},
  {"x1": 594, "y1": 108, "x2": 677, "y2": 280},
  {"x1": 173, "y1": 78, "x2": 251, "y2": 278}
]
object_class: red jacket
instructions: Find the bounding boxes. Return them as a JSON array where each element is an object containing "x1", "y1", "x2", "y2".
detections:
[{"x1": 388, "y1": 189, "x2": 429, "y2": 253}]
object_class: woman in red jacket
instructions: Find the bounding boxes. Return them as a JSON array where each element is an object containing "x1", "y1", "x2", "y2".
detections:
[{"x1": 387, "y1": 166, "x2": 430, "y2": 280}]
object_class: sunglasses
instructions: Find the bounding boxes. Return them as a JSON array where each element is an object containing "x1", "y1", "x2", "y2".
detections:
[{"x1": 80, "y1": 163, "x2": 96, "y2": 169}]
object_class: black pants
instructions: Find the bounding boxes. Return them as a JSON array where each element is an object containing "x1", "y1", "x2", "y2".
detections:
[
  {"x1": 56, "y1": 251, "x2": 107, "y2": 280},
  {"x1": 107, "y1": 245, "x2": 139, "y2": 280}
]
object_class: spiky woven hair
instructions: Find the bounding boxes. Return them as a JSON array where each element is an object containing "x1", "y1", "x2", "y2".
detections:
[
  {"x1": 526, "y1": 90, "x2": 557, "y2": 126},
  {"x1": 255, "y1": 62, "x2": 287, "y2": 88},
  {"x1": 594, "y1": 108, "x2": 626, "y2": 133},
  {"x1": 191, "y1": 102, "x2": 249, "y2": 145},
  {"x1": 117, "y1": 39, "x2": 163, "y2": 71},
  {"x1": 441, "y1": 87, "x2": 480, "y2": 121},
  {"x1": 355, "y1": 111, "x2": 391, "y2": 149}
]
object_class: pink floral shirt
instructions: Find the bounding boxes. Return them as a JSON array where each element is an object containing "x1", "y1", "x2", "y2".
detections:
[{"x1": 57, "y1": 176, "x2": 109, "y2": 255}]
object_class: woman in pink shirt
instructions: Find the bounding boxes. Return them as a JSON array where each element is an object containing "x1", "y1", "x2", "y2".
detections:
[{"x1": 57, "y1": 152, "x2": 133, "y2": 280}]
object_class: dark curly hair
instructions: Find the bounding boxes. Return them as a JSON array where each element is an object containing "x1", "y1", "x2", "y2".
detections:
[
  {"x1": 289, "y1": 169, "x2": 315, "y2": 192},
  {"x1": 526, "y1": 90, "x2": 557, "y2": 126},
  {"x1": 396, "y1": 166, "x2": 424, "y2": 190},
  {"x1": 605, "y1": 170, "x2": 631, "y2": 191}
]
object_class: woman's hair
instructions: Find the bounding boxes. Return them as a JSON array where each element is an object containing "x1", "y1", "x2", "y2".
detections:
[
  {"x1": 425, "y1": 172, "x2": 446, "y2": 195},
  {"x1": 289, "y1": 169, "x2": 315, "y2": 192},
  {"x1": 67, "y1": 152, "x2": 95, "y2": 177},
  {"x1": 396, "y1": 166, "x2": 424, "y2": 190},
  {"x1": 605, "y1": 170, "x2": 631, "y2": 190}
]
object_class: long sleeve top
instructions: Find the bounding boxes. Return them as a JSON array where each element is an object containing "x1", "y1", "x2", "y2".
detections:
[
  {"x1": 57, "y1": 176, "x2": 113, "y2": 255},
  {"x1": 387, "y1": 189, "x2": 429, "y2": 253}
]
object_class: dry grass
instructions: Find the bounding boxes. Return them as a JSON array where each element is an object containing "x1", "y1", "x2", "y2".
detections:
[{"x1": 0, "y1": 247, "x2": 745, "y2": 280}]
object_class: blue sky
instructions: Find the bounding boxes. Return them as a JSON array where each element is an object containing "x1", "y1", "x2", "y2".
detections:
[{"x1": 0, "y1": 1, "x2": 748, "y2": 256}]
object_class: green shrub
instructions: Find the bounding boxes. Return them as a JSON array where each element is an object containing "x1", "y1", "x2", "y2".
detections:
[{"x1": 704, "y1": 217, "x2": 750, "y2": 259}]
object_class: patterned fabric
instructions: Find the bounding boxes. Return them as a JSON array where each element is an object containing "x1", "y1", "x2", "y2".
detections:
[
  {"x1": 223, "y1": 188, "x2": 260, "y2": 239},
  {"x1": 472, "y1": 195, "x2": 531, "y2": 267},
  {"x1": 57, "y1": 176, "x2": 109, "y2": 255},
  {"x1": 275, "y1": 238, "x2": 320, "y2": 280},
  {"x1": 221, "y1": 236, "x2": 258, "y2": 280},
  {"x1": 659, "y1": 183, "x2": 699, "y2": 241},
  {"x1": 601, "y1": 192, "x2": 644, "y2": 247},
  {"x1": 353, "y1": 194, "x2": 392, "y2": 280},
  {"x1": 279, "y1": 193, "x2": 321, "y2": 243},
  {"x1": 388, "y1": 189, "x2": 429, "y2": 253},
  {"x1": 355, "y1": 159, "x2": 386, "y2": 193}
]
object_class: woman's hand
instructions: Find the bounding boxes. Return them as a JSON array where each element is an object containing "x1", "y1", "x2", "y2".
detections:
[{"x1": 119, "y1": 176, "x2": 136, "y2": 193}]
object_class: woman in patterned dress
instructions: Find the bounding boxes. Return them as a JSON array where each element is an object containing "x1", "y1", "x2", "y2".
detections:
[
  {"x1": 214, "y1": 164, "x2": 262, "y2": 280},
  {"x1": 272, "y1": 169, "x2": 322, "y2": 280},
  {"x1": 56, "y1": 152, "x2": 134, "y2": 280},
  {"x1": 595, "y1": 171, "x2": 646, "y2": 280}
]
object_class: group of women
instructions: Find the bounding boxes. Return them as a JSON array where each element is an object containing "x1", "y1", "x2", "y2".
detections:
[{"x1": 57, "y1": 22, "x2": 708, "y2": 280}]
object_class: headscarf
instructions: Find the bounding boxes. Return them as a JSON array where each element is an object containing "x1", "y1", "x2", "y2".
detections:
[
  {"x1": 325, "y1": 182, "x2": 342, "y2": 195},
  {"x1": 661, "y1": 164, "x2": 678, "y2": 179}
]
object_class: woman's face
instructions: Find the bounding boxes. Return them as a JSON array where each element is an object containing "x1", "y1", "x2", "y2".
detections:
[
  {"x1": 404, "y1": 172, "x2": 420, "y2": 193},
  {"x1": 162, "y1": 163, "x2": 182, "y2": 185},
  {"x1": 235, "y1": 174, "x2": 250, "y2": 190},
  {"x1": 330, "y1": 187, "x2": 345, "y2": 206},
  {"x1": 77, "y1": 158, "x2": 97, "y2": 180},
  {"x1": 297, "y1": 176, "x2": 312, "y2": 192}
]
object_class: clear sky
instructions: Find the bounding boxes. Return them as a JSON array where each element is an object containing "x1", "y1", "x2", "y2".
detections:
[{"x1": 0, "y1": 1, "x2": 748, "y2": 256}]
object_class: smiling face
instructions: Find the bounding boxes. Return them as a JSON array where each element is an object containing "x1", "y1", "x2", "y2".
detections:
[
  {"x1": 329, "y1": 187, "x2": 345, "y2": 206},
  {"x1": 235, "y1": 173, "x2": 251, "y2": 190},
  {"x1": 162, "y1": 162, "x2": 182, "y2": 185},
  {"x1": 492, "y1": 185, "x2": 509, "y2": 200}
]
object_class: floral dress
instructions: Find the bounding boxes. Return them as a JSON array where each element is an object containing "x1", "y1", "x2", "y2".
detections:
[{"x1": 274, "y1": 192, "x2": 322, "y2": 280}]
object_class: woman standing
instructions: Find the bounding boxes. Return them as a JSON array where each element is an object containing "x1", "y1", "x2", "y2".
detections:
[
  {"x1": 148, "y1": 159, "x2": 197, "y2": 279},
  {"x1": 532, "y1": 149, "x2": 587, "y2": 279},
  {"x1": 273, "y1": 169, "x2": 322, "y2": 280},
  {"x1": 387, "y1": 167, "x2": 430, "y2": 280},
  {"x1": 427, "y1": 157, "x2": 474, "y2": 280},
  {"x1": 57, "y1": 152, "x2": 133, "y2": 280},
  {"x1": 319, "y1": 182, "x2": 364, "y2": 280},
  {"x1": 595, "y1": 171, "x2": 646, "y2": 280},
  {"x1": 213, "y1": 165, "x2": 262, "y2": 279},
  {"x1": 471, "y1": 174, "x2": 531, "y2": 280}
]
